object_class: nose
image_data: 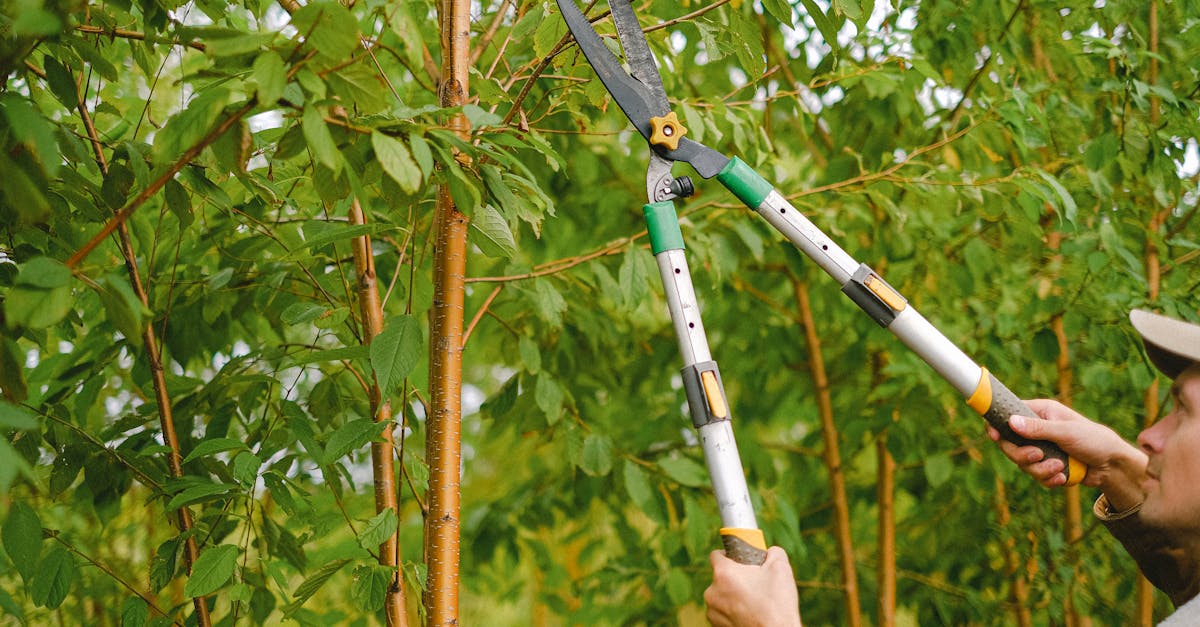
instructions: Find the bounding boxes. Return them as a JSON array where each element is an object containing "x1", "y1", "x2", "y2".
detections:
[{"x1": 1137, "y1": 411, "x2": 1175, "y2": 454}]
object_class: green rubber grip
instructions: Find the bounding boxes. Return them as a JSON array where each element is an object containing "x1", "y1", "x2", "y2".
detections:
[
  {"x1": 716, "y1": 157, "x2": 773, "y2": 209},
  {"x1": 643, "y1": 201, "x2": 684, "y2": 254}
]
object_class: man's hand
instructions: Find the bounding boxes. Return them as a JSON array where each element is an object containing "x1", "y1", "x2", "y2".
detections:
[
  {"x1": 704, "y1": 546, "x2": 802, "y2": 627},
  {"x1": 988, "y1": 399, "x2": 1147, "y2": 510}
]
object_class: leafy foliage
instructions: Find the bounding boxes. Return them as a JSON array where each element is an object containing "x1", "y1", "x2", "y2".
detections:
[{"x1": 1, "y1": 0, "x2": 1198, "y2": 624}]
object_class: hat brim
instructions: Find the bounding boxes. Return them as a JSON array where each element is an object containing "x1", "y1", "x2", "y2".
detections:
[{"x1": 1130, "y1": 309, "x2": 1200, "y2": 379}]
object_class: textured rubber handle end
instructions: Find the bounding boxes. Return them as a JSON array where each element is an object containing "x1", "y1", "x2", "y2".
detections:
[
  {"x1": 1065, "y1": 456, "x2": 1087, "y2": 487},
  {"x1": 969, "y1": 369, "x2": 1088, "y2": 486},
  {"x1": 720, "y1": 528, "x2": 767, "y2": 565}
]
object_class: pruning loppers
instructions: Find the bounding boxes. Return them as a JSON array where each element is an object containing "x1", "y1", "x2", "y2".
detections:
[{"x1": 556, "y1": 0, "x2": 1085, "y2": 565}]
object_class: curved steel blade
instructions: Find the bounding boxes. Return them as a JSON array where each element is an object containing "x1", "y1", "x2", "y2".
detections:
[
  {"x1": 556, "y1": 0, "x2": 658, "y2": 141},
  {"x1": 556, "y1": 0, "x2": 730, "y2": 179},
  {"x1": 608, "y1": 0, "x2": 670, "y2": 116}
]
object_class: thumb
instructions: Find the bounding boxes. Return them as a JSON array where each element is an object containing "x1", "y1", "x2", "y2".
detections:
[{"x1": 1008, "y1": 414, "x2": 1070, "y2": 444}]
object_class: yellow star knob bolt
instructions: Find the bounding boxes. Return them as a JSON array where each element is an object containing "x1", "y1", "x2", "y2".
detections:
[{"x1": 649, "y1": 112, "x2": 687, "y2": 151}]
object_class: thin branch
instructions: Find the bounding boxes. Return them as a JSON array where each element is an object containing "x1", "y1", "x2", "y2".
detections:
[
  {"x1": 41, "y1": 413, "x2": 162, "y2": 490},
  {"x1": 945, "y1": 0, "x2": 1027, "y2": 130},
  {"x1": 51, "y1": 535, "x2": 181, "y2": 625},
  {"x1": 461, "y1": 284, "x2": 503, "y2": 348},
  {"x1": 66, "y1": 99, "x2": 258, "y2": 268},
  {"x1": 645, "y1": 0, "x2": 731, "y2": 33},
  {"x1": 786, "y1": 121, "x2": 981, "y2": 200},
  {"x1": 470, "y1": 0, "x2": 515, "y2": 67},
  {"x1": 466, "y1": 232, "x2": 641, "y2": 283},
  {"x1": 74, "y1": 24, "x2": 207, "y2": 51}
]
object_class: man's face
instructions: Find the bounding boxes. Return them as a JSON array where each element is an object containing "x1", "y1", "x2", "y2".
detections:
[{"x1": 1138, "y1": 363, "x2": 1200, "y2": 531}]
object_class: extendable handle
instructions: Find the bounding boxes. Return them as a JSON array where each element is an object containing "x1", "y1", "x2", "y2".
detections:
[
  {"x1": 715, "y1": 157, "x2": 1086, "y2": 486},
  {"x1": 644, "y1": 200, "x2": 768, "y2": 562}
]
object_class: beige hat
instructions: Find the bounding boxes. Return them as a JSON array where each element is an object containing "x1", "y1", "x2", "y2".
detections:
[{"x1": 1130, "y1": 309, "x2": 1200, "y2": 379}]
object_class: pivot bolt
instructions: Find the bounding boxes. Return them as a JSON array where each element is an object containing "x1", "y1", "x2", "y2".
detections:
[{"x1": 649, "y1": 112, "x2": 688, "y2": 151}]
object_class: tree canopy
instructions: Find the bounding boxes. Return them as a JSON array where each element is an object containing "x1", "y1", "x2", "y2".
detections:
[{"x1": 1, "y1": 0, "x2": 1198, "y2": 624}]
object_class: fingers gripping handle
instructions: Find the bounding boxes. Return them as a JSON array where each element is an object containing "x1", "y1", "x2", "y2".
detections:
[
  {"x1": 968, "y1": 369, "x2": 1087, "y2": 486},
  {"x1": 721, "y1": 528, "x2": 767, "y2": 565}
]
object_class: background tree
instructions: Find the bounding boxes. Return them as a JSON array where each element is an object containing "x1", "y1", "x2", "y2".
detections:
[{"x1": 1, "y1": 0, "x2": 1197, "y2": 624}]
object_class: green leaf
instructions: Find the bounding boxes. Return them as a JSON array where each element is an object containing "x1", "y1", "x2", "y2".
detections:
[
  {"x1": 302, "y1": 105, "x2": 341, "y2": 173},
  {"x1": 202, "y1": 30, "x2": 276, "y2": 56},
  {"x1": 231, "y1": 452, "x2": 262, "y2": 487},
  {"x1": 0, "y1": 153, "x2": 50, "y2": 223},
  {"x1": 294, "y1": 221, "x2": 375, "y2": 257},
  {"x1": 618, "y1": 247, "x2": 649, "y2": 310},
  {"x1": 832, "y1": 0, "x2": 863, "y2": 20},
  {"x1": 2, "y1": 95, "x2": 60, "y2": 176},
  {"x1": 2, "y1": 501, "x2": 43, "y2": 583},
  {"x1": 623, "y1": 461, "x2": 656, "y2": 508},
  {"x1": 166, "y1": 482, "x2": 236, "y2": 510},
  {"x1": 252, "y1": 52, "x2": 287, "y2": 106},
  {"x1": 370, "y1": 314, "x2": 423, "y2": 395},
  {"x1": 0, "y1": 338, "x2": 29, "y2": 402},
  {"x1": 580, "y1": 434, "x2": 613, "y2": 476},
  {"x1": 518, "y1": 336, "x2": 541, "y2": 374},
  {"x1": 357, "y1": 508, "x2": 398, "y2": 551},
  {"x1": 445, "y1": 162, "x2": 481, "y2": 214},
  {"x1": 94, "y1": 275, "x2": 150, "y2": 345},
  {"x1": 182, "y1": 438, "x2": 248, "y2": 464},
  {"x1": 42, "y1": 56, "x2": 79, "y2": 109},
  {"x1": 4, "y1": 253, "x2": 72, "y2": 326},
  {"x1": 0, "y1": 588, "x2": 23, "y2": 624},
  {"x1": 532, "y1": 10, "x2": 566, "y2": 58},
  {"x1": 322, "y1": 419, "x2": 387, "y2": 465},
  {"x1": 372, "y1": 132, "x2": 421, "y2": 194},
  {"x1": 285, "y1": 558, "x2": 351, "y2": 615},
  {"x1": 286, "y1": 346, "x2": 370, "y2": 367},
  {"x1": 0, "y1": 440, "x2": 36, "y2": 497},
  {"x1": 408, "y1": 132, "x2": 434, "y2": 179},
  {"x1": 1034, "y1": 170, "x2": 1078, "y2": 224},
  {"x1": 351, "y1": 564, "x2": 394, "y2": 612},
  {"x1": 121, "y1": 597, "x2": 150, "y2": 627},
  {"x1": 469, "y1": 204, "x2": 517, "y2": 259},
  {"x1": 924, "y1": 452, "x2": 954, "y2": 488},
  {"x1": 797, "y1": 0, "x2": 841, "y2": 56},
  {"x1": 31, "y1": 546, "x2": 76, "y2": 609},
  {"x1": 530, "y1": 279, "x2": 567, "y2": 327},
  {"x1": 281, "y1": 302, "x2": 330, "y2": 326},
  {"x1": 0, "y1": 401, "x2": 37, "y2": 430},
  {"x1": 183, "y1": 544, "x2": 240, "y2": 597},
  {"x1": 328, "y1": 65, "x2": 387, "y2": 114},
  {"x1": 49, "y1": 444, "x2": 86, "y2": 498},
  {"x1": 291, "y1": 1, "x2": 361, "y2": 61},
  {"x1": 760, "y1": 0, "x2": 794, "y2": 26},
  {"x1": 658, "y1": 456, "x2": 709, "y2": 488},
  {"x1": 462, "y1": 104, "x2": 502, "y2": 129},
  {"x1": 510, "y1": 5, "x2": 545, "y2": 43},
  {"x1": 149, "y1": 538, "x2": 181, "y2": 592},
  {"x1": 153, "y1": 87, "x2": 230, "y2": 165},
  {"x1": 665, "y1": 568, "x2": 691, "y2": 606},
  {"x1": 535, "y1": 373, "x2": 563, "y2": 425}
]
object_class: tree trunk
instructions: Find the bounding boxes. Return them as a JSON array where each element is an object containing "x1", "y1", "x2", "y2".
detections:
[
  {"x1": 426, "y1": 0, "x2": 471, "y2": 621},
  {"x1": 793, "y1": 279, "x2": 862, "y2": 627},
  {"x1": 349, "y1": 198, "x2": 409, "y2": 627},
  {"x1": 996, "y1": 478, "x2": 1033, "y2": 627},
  {"x1": 876, "y1": 431, "x2": 895, "y2": 627}
]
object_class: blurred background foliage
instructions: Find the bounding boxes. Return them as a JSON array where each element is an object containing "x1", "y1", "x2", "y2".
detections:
[{"x1": 1, "y1": 0, "x2": 1198, "y2": 623}]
